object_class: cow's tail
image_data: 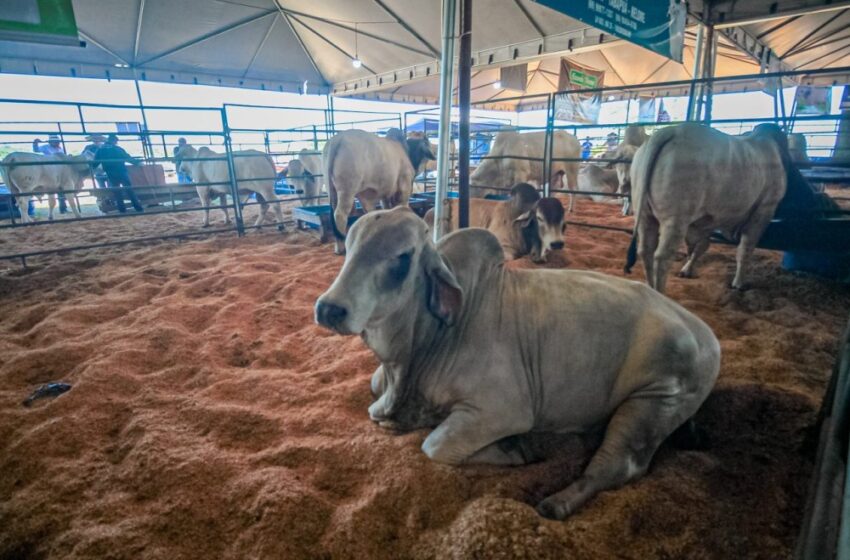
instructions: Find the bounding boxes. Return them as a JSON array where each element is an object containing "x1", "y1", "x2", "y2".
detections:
[
  {"x1": 624, "y1": 127, "x2": 676, "y2": 274},
  {"x1": 323, "y1": 138, "x2": 344, "y2": 240}
]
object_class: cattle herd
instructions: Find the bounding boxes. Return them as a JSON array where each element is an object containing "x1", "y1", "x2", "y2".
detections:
[{"x1": 0, "y1": 119, "x2": 832, "y2": 519}]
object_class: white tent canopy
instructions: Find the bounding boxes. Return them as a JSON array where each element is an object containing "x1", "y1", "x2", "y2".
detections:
[{"x1": 1, "y1": 0, "x2": 850, "y2": 107}]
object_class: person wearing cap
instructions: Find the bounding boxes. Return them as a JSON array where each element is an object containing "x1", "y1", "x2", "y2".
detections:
[
  {"x1": 94, "y1": 134, "x2": 144, "y2": 214},
  {"x1": 32, "y1": 135, "x2": 69, "y2": 214},
  {"x1": 173, "y1": 137, "x2": 192, "y2": 184},
  {"x1": 82, "y1": 134, "x2": 108, "y2": 190}
]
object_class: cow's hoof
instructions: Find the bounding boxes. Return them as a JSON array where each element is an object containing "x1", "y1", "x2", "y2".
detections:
[
  {"x1": 277, "y1": 224, "x2": 285, "y2": 233},
  {"x1": 536, "y1": 497, "x2": 570, "y2": 521}
]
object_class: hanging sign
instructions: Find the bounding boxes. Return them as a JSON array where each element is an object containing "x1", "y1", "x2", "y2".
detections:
[
  {"x1": 0, "y1": 0, "x2": 79, "y2": 46},
  {"x1": 638, "y1": 97, "x2": 656, "y2": 122},
  {"x1": 554, "y1": 59, "x2": 605, "y2": 124},
  {"x1": 532, "y1": 0, "x2": 686, "y2": 62},
  {"x1": 794, "y1": 87, "x2": 832, "y2": 117}
]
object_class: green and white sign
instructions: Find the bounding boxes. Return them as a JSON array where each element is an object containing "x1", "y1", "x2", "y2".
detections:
[
  {"x1": 533, "y1": 0, "x2": 686, "y2": 62},
  {"x1": 0, "y1": 0, "x2": 79, "y2": 46}
]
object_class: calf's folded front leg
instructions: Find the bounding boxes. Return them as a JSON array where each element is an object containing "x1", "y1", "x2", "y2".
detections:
[{"x1": 422, "y1": 408, "x2": 532, "y2": 466}]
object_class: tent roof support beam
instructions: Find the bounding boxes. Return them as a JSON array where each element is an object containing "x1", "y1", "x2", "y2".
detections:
[
  {"x1": 372, "y1": 0, "x2": 440, "y2": 57},
  {"x1": 133, "y1": 0, "x2": 146, "y2": 64},
  {"x1": 513, "y1": 0, "x2": 545, "y2": 37},
  {"x1": 77, "y1": 29, "x2": 131, "y2": 66},
  {"x1": 242, "y1": 13, "x2": 278, "y2": 79},
  {"x1": 274, "y1": 3, "x2": 328, "y2": 86},
  {"x1": 137, "y1": 9, "x2": 277, "y2": 66},
  {"x1": 287, "y1": 13, "x2": 378, "y2": 75},
  {"x1": 782, "y1": 9, "x2": 847, "y2": 58},
  {"x1": 276, "y1": 6, "x2": 434, "y2": 58}
]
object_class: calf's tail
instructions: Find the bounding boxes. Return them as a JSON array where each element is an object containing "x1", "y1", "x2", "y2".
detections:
[{"x1": 623, "y1": 128, "x2": 675, "y2": 274}]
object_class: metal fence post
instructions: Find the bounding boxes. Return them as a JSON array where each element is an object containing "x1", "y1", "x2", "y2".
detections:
[
  {"x1": 312, "y1": 125, "x2": 318, "y2": 150},
  {"x1": 77, "y1": 104, "x2": 87, "y2": 134},
  {"x1": 543, "y1": 94, "x2": 555, "y2": 197},
  {"x1": 220, "y1": 108, "x2": 246, "y2": 236}
]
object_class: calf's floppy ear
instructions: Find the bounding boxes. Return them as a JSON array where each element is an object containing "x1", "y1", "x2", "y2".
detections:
[
  {"x1": 422, "y1": 243, "x2": 463, "y2": 325},
  {"x1": 513, "y1": 210, "x2": 535, "y2": 228}
]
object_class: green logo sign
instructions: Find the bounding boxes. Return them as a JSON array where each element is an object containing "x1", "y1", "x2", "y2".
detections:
[{"x1": 569, "y1": 69, "x2": 599, "y2": 89}]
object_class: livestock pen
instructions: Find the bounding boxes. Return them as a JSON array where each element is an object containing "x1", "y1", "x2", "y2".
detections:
[{"x1": 2, "y1": 67, "x2": 850, "y2": 559}]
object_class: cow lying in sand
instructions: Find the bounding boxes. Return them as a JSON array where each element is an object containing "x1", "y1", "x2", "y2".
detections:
[
  {"x1": 470, "y1": 130, "x2": 580, "y2": 203},
  {"x1": 1, "y1": 152, "x2": 91, "y2": 223},
  {"x1": 625, "y1": 123, "x2": 789, "y2": 292},
  {"x1": 423, "y1": 183, "x2": 566, "y2": 262},
  {"x1": 323, "y1": 128, "x2": 434, "y2": 255},
  {"x1": 315, "y1": 207, "x2": 720, "y2": 519},
  {"x1": 178, "y1": 146, "x2": 283, "y2": 229},
  {"x1": 285, "y1": 149, "x2": 323, "y2": 206}
]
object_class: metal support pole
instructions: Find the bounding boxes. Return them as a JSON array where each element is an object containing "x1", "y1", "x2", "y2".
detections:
[
  {"x1": 457, "y1": 0, "x2": 472, "y2": 229},
  {"x1": 312, "y1": 124, "x2": 318, "y2": 150},
  {"x1": 702, "y1": 24, "x2": 717, "y2": 124},
  {"x1": 433, "y1": 0, "x2": 457, "y2": 241},
  {"x1": 543, "y1": 94, "x2": 555, "y2": 197},
  {"x1": 77, "y1": 104, "x2": 87, "y2": 134},
  {"x1": 327, "y1": 94, "x2": 336, "y2": 137},
  {"x1": 687, "y1": 23, "x2": 705, "y2": 121},
  {"x1": 57, "y1": 122, "x2": 67, "y2": 154},
  {"x1": 220, "y1": 108, "x2": 246, "y2": 236},
  {"x1": 133, "y1": 74, "x2": 153, "y2": 160}
]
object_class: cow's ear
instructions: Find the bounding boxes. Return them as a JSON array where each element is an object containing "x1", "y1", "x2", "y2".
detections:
[
  {"x1": 513, "y1": 210, "x2": 535, "y2": 228},
  {"x1": 423, "y1": 244, "x2": 462, "y2": 325}
]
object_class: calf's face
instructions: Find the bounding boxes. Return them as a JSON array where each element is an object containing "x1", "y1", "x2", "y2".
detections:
[
  {"x1": 315, "y1": 208, "x2": 462, "y2": 335},
  {"x1": 515, "y1": 197, "x2": 566, "y2": 263}
]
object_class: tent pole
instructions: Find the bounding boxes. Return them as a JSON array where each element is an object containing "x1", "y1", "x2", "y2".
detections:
[
  {"x1": 458, "y1": 0, "x2": 472, "y2": 229},
  {"x1": 702, "y1": 23, "x2": 717, "y2": 124},
  {"x1": 132, "y1": 72, "x2": 152, "y2": 159},
  {"x1": 687, "y1": 23, "x2": 705, "y2": 121},
  {"x1": 433, "y1": 0, "x2": 457, "y2": 241}
]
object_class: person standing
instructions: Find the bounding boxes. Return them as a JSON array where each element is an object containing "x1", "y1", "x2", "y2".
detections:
[
  {"x1": 32, "y1": 134, "x2": 69, "y2": 214},
  {"x1": 94, "y1": 134, "x2": 144, "y2": 213},
  {"x1": 82, "y1": 134, "x2": 108, "y2": 190},
  {"x1": 173, "y1": 137, "x2": 192, "y2": 184}
]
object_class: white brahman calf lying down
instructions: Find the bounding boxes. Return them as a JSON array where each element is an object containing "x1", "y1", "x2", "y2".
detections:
[
  {"x1": 1, "y1": 152, "x2": 91, "y2": 223},
  {"x1": 423, "y1": 183, "x2": 566, "y2": 263},
  {"x1": 178, "y1": 146, "x2": 283, "y2": 228},
  {"x1": 315, "y1": 207, "x2": 720, "y2": 519},
  {"x1": 626, "y1": 123, "x2": 788, "y2": 293},
  {"x1": 323, "y1": 128, "x2": 434, "y2": 255}
]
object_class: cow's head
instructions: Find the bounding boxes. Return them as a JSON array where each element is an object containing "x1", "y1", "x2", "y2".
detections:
[
  {"x1": 315, "y1": 207, "x2": 462, "y2": 336},
  {"x1": 286, "y1": 159, "x2": 312, "y2": 194},
  {"x1": 406, "y1": 136, "x2": 436, "y2": 175},
  {"x1": 607, "y1": 143, "x2": 639, "y2": 197},
  {"x1": 514, "y1": 196, "x2": 566, "y2": 263}
]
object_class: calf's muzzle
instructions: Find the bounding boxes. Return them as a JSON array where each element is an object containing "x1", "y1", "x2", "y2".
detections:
[{"x1": 315, "y1": 300, "x2": 348, "y2": 331}]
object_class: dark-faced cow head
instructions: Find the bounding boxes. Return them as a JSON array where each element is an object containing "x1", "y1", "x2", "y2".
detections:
[{"x1": 511, "y1": 183, "x2": 565, "y2": 263}]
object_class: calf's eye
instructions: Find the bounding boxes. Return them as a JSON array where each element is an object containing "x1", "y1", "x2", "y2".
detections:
[{"x1": 384, "y1": 250, "x2": 413, "y2": 289}]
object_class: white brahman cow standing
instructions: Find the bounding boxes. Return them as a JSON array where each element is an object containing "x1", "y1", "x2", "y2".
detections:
[
  {"x1": 178, "y1": 146, "x2": 283, "y2": 229},
  {"x1": 1, "y1": 152, "x2": 91, "y2": 223},
  {"x1": 315, "y1": 207, "x2": 720, "y2": 519},
  {"x1": 470, "y1": 130, "x2": 580, "y2": 203},
  {"x1": 625, "y1": 123, "x2": 789, "y2": 292},
  {"x1": 323, "y1": 128, "x2": 434, "y2": 255}
]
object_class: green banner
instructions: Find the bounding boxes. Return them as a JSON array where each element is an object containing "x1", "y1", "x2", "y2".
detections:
[
  {"x1": 0, "y1": 0, "x2": 79, "y2": 46},
  {"x1": 533, "y1": 0, "x2": 686, "y2": 62}
]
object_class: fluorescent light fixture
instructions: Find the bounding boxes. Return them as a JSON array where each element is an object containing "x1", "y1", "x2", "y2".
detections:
[
  {"x1": 492, "y1": 81, "x2": 501, "y2": 89},
  {"x1": 114, "y1": 63, "x2": 128, "y2": 68}
]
